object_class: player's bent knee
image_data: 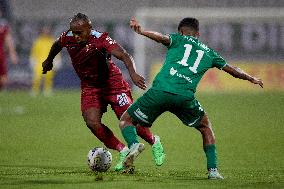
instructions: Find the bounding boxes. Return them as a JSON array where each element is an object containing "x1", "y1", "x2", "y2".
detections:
[
  {"x1": 83, "y1": 115, "x2": 102, "y2": 130},
  {"x1": 82, "y1": 109, "x2": 103, "y2": 128},
  {"x1": 119, "y1": 111, "x2": 134, "y2": 129},
  {"x1": 85, "y1": 121, "x2": 103, "y2": 132}
]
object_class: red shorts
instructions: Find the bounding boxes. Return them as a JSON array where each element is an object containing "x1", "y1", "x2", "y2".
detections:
[{"x1": 81, "y1": 85, "x2": 133, "y2": 119}]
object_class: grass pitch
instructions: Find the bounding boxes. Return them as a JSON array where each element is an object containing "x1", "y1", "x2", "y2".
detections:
[{"x1": 0, "y1": 90, "x2": 283, "y2": 189}]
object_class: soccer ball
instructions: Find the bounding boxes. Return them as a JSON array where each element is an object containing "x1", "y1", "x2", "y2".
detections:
[{"x1": 87, "y1": 147, "x2": 112, "y2": 172}]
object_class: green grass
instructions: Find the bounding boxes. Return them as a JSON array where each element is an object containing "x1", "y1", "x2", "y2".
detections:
[{"x1": 0, "y1": 90, "x2": 283, "y2": 189}]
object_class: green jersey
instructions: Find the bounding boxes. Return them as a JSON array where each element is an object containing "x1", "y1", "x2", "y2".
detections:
[{"x1": 152, "y1": 33, "x2": 227, "y2": 97}]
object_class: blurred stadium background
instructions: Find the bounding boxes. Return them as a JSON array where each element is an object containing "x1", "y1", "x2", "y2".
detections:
[
  {"x1": 1, "y1": 0, "x2": 283, "y2": 92},
  {"x1": 0, "y1": 1, "x2": 283, "y2": 188}
]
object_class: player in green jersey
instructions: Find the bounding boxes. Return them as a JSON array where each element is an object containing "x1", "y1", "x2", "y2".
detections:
[{"x1": 119, "y1": 17, "x2": 263, "y2": 179}]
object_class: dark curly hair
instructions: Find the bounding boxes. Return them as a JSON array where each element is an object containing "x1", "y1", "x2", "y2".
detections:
[{"x1": 178, "y1": 17, "x2": 199, "y2": 32}]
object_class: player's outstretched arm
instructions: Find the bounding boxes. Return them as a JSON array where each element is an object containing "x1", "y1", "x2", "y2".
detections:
[
  {"x1": 42, "y1": 39, "x2": 62, "y2": 74},
  {"x1": 222, "y1": 64, "x2": 263, "y2": 88},
  {"x1": 130, "y1": 18, "x2": 170, "y2": 46},
  {"x1": 111, "y1": 45, "x2": 147, "y2": 90}
]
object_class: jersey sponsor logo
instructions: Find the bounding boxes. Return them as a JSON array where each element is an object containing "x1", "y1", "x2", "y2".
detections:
[
  {"x1": 117, "y1": 93, "x2": 130, "y2": 106},
  {"x1": 170, "y1": 67, "x2": 178, "y2": 75},
  {"x1": 133, "y1": 108, "x2": 149, "y2": 123},
  {"x1": 169, "y1": 67, "x2": 192, "y2": 83}
]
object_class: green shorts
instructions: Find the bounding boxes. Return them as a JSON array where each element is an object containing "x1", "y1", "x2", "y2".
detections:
[{"x1": 127, "y1": 88, "x2": 204, "y2": 127}]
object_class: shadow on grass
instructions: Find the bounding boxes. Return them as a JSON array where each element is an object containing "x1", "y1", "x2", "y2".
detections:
[
  {"x1": 0, "y1": 164, "x2": 87, "y2": 174},
  {"x1": 0, "y1": 164, "x2": 207, "y2": 186},
  {"x1": 0, "y1": 177, "x2": 105, "y2": 186}
]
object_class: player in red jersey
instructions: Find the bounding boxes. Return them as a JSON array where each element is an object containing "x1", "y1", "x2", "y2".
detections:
[
  {"x1": 42, "y1": 13, "x2": 165, "y2": 171},
  {"x1": 0, "y1": 12, "x2": 18, "y2": 90}
]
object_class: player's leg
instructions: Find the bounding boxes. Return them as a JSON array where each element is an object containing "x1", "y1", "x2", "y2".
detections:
[
  {"x1": 196, "y1": 114, "x2": 224, "y2": 179},
  {"x1": 119, "y1": 89, "x2": 165, "y2": 170},
  {"x1": 0, "y1": 60, "x2": 8, "y2": 90},
  {"x1": 31, "y1": 65, "x2": 42, "y2": 96},
  {"x1": 173, "y1": 97, "x2": 223, "y2": 179},
  {"x1": 119, "y1": 111, "x2": 145, "y2": 171},
  {"x1": 81, "y1": 87, "x2": 128, "y2": 171},
  {"x1": 43, "y1": 70, "x2": 54, "y2": 96},
  {"x1": 82, "y1": 107, "x2": 125, "y2": 151},
  {"x1": 110, "y1": 91, "x2": 165, "y2": 166},
  {"x1": 83, "y1": 107, "x2": 130, "y2": 171},
  {"x1": 135, "y1": 125, "x2": 165, "y2": 166},
  {"x1": 109, "y1": 90, "x2": 158, "y2": 145},
  {"x1": 107, "y1": 91, "x2": 146, "y2": 171},
  {"x1": 0, "y1": 75, "x2": 7, "y2": 90},
  {"x1": 150, "y1": 134, "x2": 165, "y2": 166},
  {"x1": 110, "y1": 91, "x2": 155, "y2": 144}
]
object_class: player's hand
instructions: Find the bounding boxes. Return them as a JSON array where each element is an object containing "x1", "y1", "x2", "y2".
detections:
[
  {"x1": 250, "y1": 77, "x2": 264, "y2": 88},
  {"x1": 130, "y1": 72, "x2": 147, "y2": 90},
  {"x1": 130, "y1": 18, "x2": 143, "y2": 34},
  {"x1": 42, "y1": 59, "x2": 53, "y2": 74}
]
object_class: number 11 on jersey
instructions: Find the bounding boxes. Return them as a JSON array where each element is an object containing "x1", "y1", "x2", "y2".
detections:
[{"x1": 177, "y1": 44, "x2": 204, "y2": 73}]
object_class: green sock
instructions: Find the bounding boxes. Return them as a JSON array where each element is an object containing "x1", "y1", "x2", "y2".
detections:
[
  {"x1": 121, "y1": 126, "x2": 139, "y2": 148},
  {"x1": 204, "y1": 144, "x2": 218, "y2": 169}
]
